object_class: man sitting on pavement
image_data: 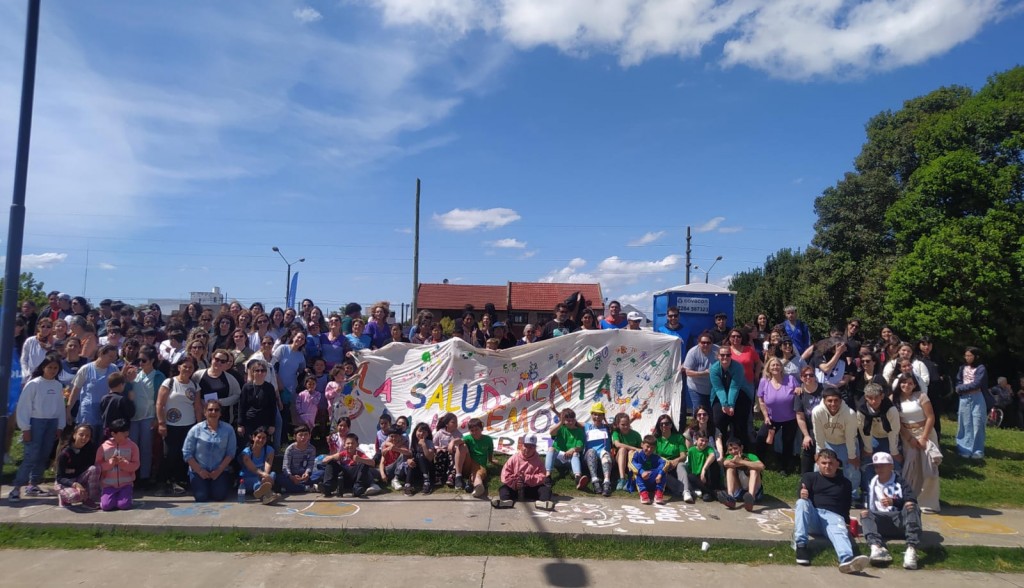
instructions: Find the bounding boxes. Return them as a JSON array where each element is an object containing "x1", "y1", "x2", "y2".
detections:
[
  {"x1": 793, "y1": 448, "x2": 870, "y2": 574},
  {"x1": 859, "y1": 451, "x2": 921, "y2": 570}
]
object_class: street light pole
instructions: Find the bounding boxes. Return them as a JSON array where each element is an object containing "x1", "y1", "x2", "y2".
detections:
[
  {"x1": 272, "y1": 246, "x2": 304, "y2": 309},
  {"x1": 705, "y1": 255, "x2": 723, "y2": 284}
]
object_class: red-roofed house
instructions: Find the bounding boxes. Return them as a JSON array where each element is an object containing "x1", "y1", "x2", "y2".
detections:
[{"x1": 415, "y1": 282, "x2": 604, "y2": 336}]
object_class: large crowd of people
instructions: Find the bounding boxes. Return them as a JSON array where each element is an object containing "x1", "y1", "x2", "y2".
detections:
[{"x1": 5, "y1": 290, "x2": 1023, "y2": 572}]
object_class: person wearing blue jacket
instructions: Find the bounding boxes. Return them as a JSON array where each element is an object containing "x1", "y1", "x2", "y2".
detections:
[
  {"x1": 710, "y1": 347, "x2": 754, "y2": 449},
  {"x1": 630, "y1": 435, "x2": 667, "y2": 505}
]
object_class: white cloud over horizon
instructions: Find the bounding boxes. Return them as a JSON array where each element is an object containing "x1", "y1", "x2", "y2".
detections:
[
  {"x1": 540, "y1": 254, "x2": 683, "y2": 287},
  {"x1": 627, "y1": 231, "x2": 665, "y2": 246},
  {"x1": 293, "y1": 7, "x2": 323, "y2": 24},
  {"x1": 98, "y1": 262, "x2": 117, "y2": 270},
  {"x1": 434, "y1": 207, "x2": 521, "y2": 230},
  {"x1": 489, "y1": 237, "x2": 527, "y2": 248},
  {"x1": 3, "y1": 252, "x2": 69, "y2": 270},
  {"x1": 367, "y1": 0, "x2": 1006, "y2": 79}
]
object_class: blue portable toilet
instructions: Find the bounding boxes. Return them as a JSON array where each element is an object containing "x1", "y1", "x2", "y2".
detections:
[
  {"x1": 653, "y1": 284, "x2": 736, "y2": 417},
  {"x1": 652, "y1": 283, "x2": 736, "y2": 348}
]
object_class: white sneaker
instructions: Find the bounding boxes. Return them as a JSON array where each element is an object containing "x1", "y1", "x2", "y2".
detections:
[
  {"x1": 838, "y1": 555, "x2": 869, "y2": 574},
  {"x1": 683, "y1": 490, "x2": 694, "y2": 504},
  {"x1": 391, "y1": 478, "x2": 402, "y2": 491},
  {"x1": 694, "y1": 490, "x2": 702, "y2": 498},
  {"x1": 903, "y1": 546, "x2": 918, "y2": 570},
  {"x1": 365, "y1": 484, "x2": 382, "y2": 496},
  {"x1": 534, "y1": 500, "x2": 555, "y2": 511},
  {"x1": 870, "y1": 544, "x2": 892, "y2": 564}
]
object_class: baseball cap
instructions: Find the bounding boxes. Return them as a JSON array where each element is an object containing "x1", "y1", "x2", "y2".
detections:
[
  {"x1": 872, "y1": 452, "x2": 894, "y2": 465},
  {"x1": 627, "y1": 311, "x2": 642, "y2": 322},
  {"x1": 522, "y1": 434, "x2": 538, "y2": 446}
]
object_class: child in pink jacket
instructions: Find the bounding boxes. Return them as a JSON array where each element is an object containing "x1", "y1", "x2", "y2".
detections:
[
  {"x1": 96, "y1": 418, "x2": 140, "y2": 511},
  {"x1": 492, "y1": 434, "x2": 554, "y2": 510}
]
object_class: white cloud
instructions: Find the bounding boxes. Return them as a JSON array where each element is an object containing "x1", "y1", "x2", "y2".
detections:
[
  {"x1": 693, "y1": 216, "x2": 725, "y2": 233},
  {"x1": 98, "y1": 262, "x2": 117, "y2": 270},
  {"x1": 540, "y1": 254, "x2": 682, "y2": 287},
  {"x1": 615, "y1": 290, "x2": 652, "y2": 308},
  {"x1": 394, "y1": 227, "x2": 413, "y2": 234},
  {"x1": 519, "y1": 250, "x2": 537, "y2": 260},
  {"x1": 433, "y1": 207, "x2": 521, "y2": 231},
  {"x1": 489, "y1": 237, "x2": 527, "y2": 248},
  {"x1": 8, "y1": 253, "x2": 69, "y2": 270},
  {"x1": 627, "y1": 230, "x2": 665, "y2": 246},
  {"x1": 368, "y1": 0, "x2": 1006, "y2": 78},
  {"x1": 293, "y1": 7, "x2": 323, "y2": 23}
]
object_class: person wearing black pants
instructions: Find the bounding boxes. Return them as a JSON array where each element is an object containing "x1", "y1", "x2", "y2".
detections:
[
  {"x1": 321, "y1": 433, "x2": 375, "y2": 498},
  {"x1": 710, "y1": 348, "x2": 754, "y2": 449}
]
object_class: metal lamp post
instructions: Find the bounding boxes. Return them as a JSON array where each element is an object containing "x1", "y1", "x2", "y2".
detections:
[{"x1": 271, "y1": 246, "x2": 304, "y2": 309}]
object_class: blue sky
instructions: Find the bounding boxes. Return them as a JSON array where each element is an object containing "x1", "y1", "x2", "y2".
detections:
[{"x1": 1, "y1": 0, "x2": 1022, "y2": 317}]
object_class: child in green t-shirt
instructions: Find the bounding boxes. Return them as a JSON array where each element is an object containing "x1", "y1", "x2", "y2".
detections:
[
  {"x1": 546, "y1": 408, "x2": 588, "y2": 490},
  {"x1": 681, "y1": 433, "x2": 719, "y2": 503},
  {"x1": 461, "y1": 417, "x2": 498, "y2": 499},
  {"x1": 718, "y1": 437, "x2": 765, "y2": 511},
  {"x1": 611, "y1": 412, "x2": 643, "y2": 491}
]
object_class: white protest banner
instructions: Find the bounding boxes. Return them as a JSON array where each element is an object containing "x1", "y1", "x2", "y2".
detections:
[{"x1": 337, "y1": 329, "x2": 683, "y2": 454}]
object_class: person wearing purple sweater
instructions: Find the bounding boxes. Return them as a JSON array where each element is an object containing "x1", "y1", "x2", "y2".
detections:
[{"x1": 755, "y1": 357, "x2": 800, "y2": 473}]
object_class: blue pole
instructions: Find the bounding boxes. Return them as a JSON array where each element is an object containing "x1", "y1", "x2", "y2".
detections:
[{"x1": 0, "y1": 0, "x2": 42, "y2": 468}]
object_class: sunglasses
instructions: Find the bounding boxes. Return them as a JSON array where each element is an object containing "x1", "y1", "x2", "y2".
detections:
[
  {"x1": 718, "y1": 354, "x2": 731, "y2": 358},
  {"x1": 213, "y1": 356, "x2": 230, "y2": 364},
  {"x1": 251, "y1": 368, "x2": 267, "y2": 373}
]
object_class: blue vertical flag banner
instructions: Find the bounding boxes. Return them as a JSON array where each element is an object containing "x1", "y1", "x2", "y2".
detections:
[{"x1": 288, "y1": 271, "x2": 299, "y2": 310}]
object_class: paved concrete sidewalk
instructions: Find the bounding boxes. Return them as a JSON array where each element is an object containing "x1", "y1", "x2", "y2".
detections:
[
  {"x1": 1, "y1": 486, "x2": 1022, "y2": 548},
  {"x1": 1, "y1": 550, "x2": 1022, "y2": 588}
]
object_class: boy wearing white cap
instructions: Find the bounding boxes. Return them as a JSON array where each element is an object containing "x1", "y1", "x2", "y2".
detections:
[
  {"x1": 492, "y1": 434, "x2": 554, "y2": 510},
  {"x1": 859, "y1": 451, "x2": 922, "y2": 569}
]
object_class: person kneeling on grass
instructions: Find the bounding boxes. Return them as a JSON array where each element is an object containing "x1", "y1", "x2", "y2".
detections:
[
  {"x1": 492, "y1": 434, "x2": 554, "y2": 510},
  {"x1": 630, "y1": 435, "x2": 667, "y2": 505},
  {"x1": 717, "y1": 437, "x2": 764, "y2": 512},
  {"x1": 462, "y1": 417, "x2": 499, "y2": 499},
  {"x1": 793, "y1": 448, "x2": 870, "y2": 574},
  {"x1": 859, "y1": 452, "x2": 921, "y2": 570}
]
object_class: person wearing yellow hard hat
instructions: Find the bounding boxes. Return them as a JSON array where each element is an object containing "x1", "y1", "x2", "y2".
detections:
[{"x1": 583, "y1": 402, "x2": 614, "y2": 496}]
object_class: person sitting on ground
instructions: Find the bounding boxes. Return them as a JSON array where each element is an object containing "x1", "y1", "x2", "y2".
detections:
[
  {"x1": 653, "y1": 414, "x2": 688, "y2": 498},
  {"x1": 321, "y1": 432, "x2": 375, "y2": 498},
  {"x1": 280, "y1": 424, "x2": 317, "y2": 493},
  {"x1": 492, "y1": 434, "x2": 554, "y2": 511},
  {"x1": 681, "y1": 432, "x2": 719, "y2": 503},
  {"x1": 583, "y1": 402, "x2": 614, "y2": 496},
  {"x1": 630, "y1": 434, "x2": 667, "y2": 505},
  {"x1": 397, "y1": 423, "x2": 436, "y2": 496},
  {"x1": 717, "y1": 437, "x2": 764, "y2": 512},
  {"x1": 55, "y1": 423, "x2": 100, "y2": 509},
  {"x1": 96, "y1": 418, "x2": 140, "y2": 511},
  {"x1": 859, "y1": 452, "x2": 921, "y2": 570},
  {"x1": 546, "y1": 408, "x2": 589, "y2": 491},
  {"x1": 462, "y1": 417, "x2": 498, "y2": 499},
  {"x1": 433, "y1": 412, "x2": 467, "y2": 489},
  {"x1": 611, "y1": 411, "x2": 643, "y2": 491},
  {"x1": 238, "y1": 427, "x2": 282, "y2": 505},
  {"x1": 793, "y1": 448, "x2": 870, "y2": 574},
  {"x1": 378, "y1": 425, "x2": 411, "y2": 492}
]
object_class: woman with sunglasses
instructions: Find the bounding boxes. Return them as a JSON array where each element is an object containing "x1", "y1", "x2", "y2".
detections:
[
  {"x1": 192, "y1": 349, "x2": 242, "y2": 426},
  {"x1": 652, "y1": 415, "x2": 688, "y2": 497},
  {"x1": 793, "y1": 366, "x2": 825, "y2": 474},
  {"x1": 237, "y1": 358, "x2": 278, "y2": 446},
  {"x1": 779, "y1": 337, "x2": 806, "y2": 377},
  {"x1": 851, "y1": 351, "x2": 887, "y2": 409},
  {"x1": 129, "y1": 346, "x2": 165, "y2": 486},
  {"x1": 247, "y1": 312, "x2": 272, "y2": 353},
  {"x1": 320, "y1": 314, "x2": 351, "y2": 370},
  {"x1": 186, "y1": 331, "x2": 210, "y2": 371},
  {"x1": 684, "y1": 406, "x2": 723, "y2": 459},
  {"x1": 156, "y1": 356, "x2": 203, "y2": 496},
  {"x1": 710, "y1": 345, "x2": 755, "y2": 449}
]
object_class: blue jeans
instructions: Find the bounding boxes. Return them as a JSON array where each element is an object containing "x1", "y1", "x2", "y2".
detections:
[
  {"x1": 279, "y1": 473, "x2": 313, "y2": 493},
  {"x1": 188, "y1": 470, "x2": 232, "y2": 502},
  {"x1": 242, "y1": 472, "x2": 276, "y2": 493},
  {"x1": 821, "y1": 441, "x2": 860, "y2": 499},
  {"x1": 793, "y1": 498, "x2": 855, "y2": 563},
  {"x1": 956, "y1": 391, "x2": 986, "y2": 457},
  {"x1": 129, "y1": 418, "x2": 154, "y2": 480},
  {"x1": 13, "y1": 417, "x2": 59, "y2": 487},
  {"x1": 545, "y1": 449, "x2": 582, "y2": 476}
]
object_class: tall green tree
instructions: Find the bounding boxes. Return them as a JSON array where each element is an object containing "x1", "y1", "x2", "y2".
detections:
[{"x1": 0, "y1": 272, "x2": 48, "y2": 310}]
